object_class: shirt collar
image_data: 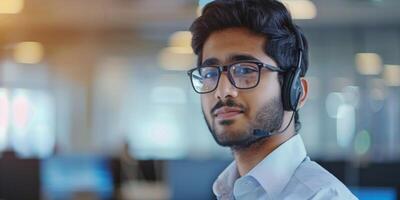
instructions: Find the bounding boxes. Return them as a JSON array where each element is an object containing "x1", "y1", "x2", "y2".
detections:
[
  {"x1": 213, "y1": 161, "x2": 239, "y2": 198},
  {"x1": 213, "y1": 134, "x2": 307, "y2": 199},
  {"x1": 247, "y1": 134, "x2": 307, "y2": 199}
]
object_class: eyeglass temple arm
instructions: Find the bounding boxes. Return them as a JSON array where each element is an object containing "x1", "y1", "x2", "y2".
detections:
[{"x1": 262, "y1": 64, "x2": 285, "y2": 72}]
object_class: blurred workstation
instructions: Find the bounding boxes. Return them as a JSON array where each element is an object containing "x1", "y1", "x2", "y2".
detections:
[{"x1": 0, "y1": 0, "x2": 400, "y2": 199}]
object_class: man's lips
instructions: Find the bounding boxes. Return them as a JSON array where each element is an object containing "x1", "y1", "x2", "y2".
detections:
[{"x1": 213, "y1": 107, "x2": 244, "y2": 120}]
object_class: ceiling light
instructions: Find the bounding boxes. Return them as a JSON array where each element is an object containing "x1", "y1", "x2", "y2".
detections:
[
  {"x1": 13, "y1": 42, "x2": 44, "y2": 64},
  {"x1": 0, "y1": 0, "x2": 24, "y2": 14},
  {"x1": 158, "y1": 47, "x2": 196, "y2": 71},
  {"x1": 169, "y1": 31, "x2": 192, "y2": 48},
  {"x1": 280, "y1": 0, "x2": 317, "y2": 20},
  {"x1": 355, "y1": 53, "x2": 383, "y2": 75},
  {"x1": 383, "y1": 65, "x2": 400, "y2": 87}
]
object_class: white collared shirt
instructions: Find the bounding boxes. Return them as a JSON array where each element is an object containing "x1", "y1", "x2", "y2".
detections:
[{"x1": 212, "y1": 134, "x2": 358, "y2": 200}]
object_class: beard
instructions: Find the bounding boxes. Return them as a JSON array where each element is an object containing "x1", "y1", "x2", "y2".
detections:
[{"x1": 202, "y1": 97, "x2": 284, "y2": 150}]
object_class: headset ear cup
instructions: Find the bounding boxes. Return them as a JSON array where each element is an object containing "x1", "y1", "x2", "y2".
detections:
[
  {"x1": 282, "y1": 69, "x2": 302, "y2": 111},
  {"x1": 282, "y1": 71, "x2": 295, "y2": 111},
  {"x1": 282, "y1": 27, "x2": 305, "y2": 112},
  {"x1": 291, "y1": 75, "x2": 302, "y2": 110}
]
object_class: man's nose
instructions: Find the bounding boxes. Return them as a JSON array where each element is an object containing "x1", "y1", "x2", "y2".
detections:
[{"x1": 214, "y1": 73, "x2": 238, "y2": 100}]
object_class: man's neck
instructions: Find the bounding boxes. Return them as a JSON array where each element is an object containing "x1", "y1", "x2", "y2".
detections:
[{"x1": 233, "y1": 131, "x2": 295, "y2": 176}]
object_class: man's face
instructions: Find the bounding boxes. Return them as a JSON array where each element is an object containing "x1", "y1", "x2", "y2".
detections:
[{"x1": 201, "y1": 28, "x2": 284, "y2": 149}]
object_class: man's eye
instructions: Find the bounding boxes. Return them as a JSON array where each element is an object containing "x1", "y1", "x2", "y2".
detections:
[
  {"x1": 202, "y1": 70, "x2": 218, "y2": 79},
  {"x1": 234, "y1": 66, "x2": 257, "y2": 75}
]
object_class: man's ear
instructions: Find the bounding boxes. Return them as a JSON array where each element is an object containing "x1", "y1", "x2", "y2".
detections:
[{"x1": 297, "y1": 78, "x2": 309, "y2": 109}]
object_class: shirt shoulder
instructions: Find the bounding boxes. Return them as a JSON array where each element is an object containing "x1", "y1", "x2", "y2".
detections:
[{"x1": 280, "y1": 158, "x2": 358, "y2": 200}]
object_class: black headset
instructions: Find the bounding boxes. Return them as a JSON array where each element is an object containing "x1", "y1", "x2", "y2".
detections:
[{"x1": 281, "y1": 27, "x2": 305, "y2": 111}]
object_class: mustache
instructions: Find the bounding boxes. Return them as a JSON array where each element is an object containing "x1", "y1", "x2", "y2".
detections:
[{"x1": 210, "y1": 98, "x2": 245, "y2": 114}]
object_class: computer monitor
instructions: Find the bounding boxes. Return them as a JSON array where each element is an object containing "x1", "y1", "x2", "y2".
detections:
[
  {"x1": 350, "y1": 187, "x2": 397, "y2": 200},
  {"x1": 166, "y1": 159, "x2": 231, "y2": 199},
  {"x1": 41, "y1": 155, "x2": 114, "y2": 200}
]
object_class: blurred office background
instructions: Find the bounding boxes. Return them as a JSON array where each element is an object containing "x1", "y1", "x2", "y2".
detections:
[{"x1": 0, "y1": 0, "x2": 399, "y2": 199}]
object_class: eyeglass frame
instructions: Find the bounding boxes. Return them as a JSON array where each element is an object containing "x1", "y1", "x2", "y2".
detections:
[{"x1": 187, "y1": 60, "x2": 285, "y2": 94}]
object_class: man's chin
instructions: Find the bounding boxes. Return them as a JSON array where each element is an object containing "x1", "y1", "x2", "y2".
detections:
[
  {"x1": 213, "y1": 131, "x2": 250, "y2": 146},
  {"x1": 214, "y1": 127, "x2": 243, "y2": 140},
  {"x1": 215, "y1": 137, "x2": 257, "y2": 149},
  {"x1": 212, "y1": 128, "x2": 269, "y2": 149}
]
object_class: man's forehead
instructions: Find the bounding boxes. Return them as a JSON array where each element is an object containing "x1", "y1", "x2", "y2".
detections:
[{"x1": 200, "y1": 28, "x2": 268, "y2": 65}]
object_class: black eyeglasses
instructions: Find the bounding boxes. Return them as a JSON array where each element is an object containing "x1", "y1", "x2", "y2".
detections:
[{"x1": 187, "y1": 60, "x2": 284, "y2": 94}]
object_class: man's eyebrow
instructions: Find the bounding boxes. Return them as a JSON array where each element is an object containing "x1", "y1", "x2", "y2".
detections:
[
  {"x1": 201, "y1": 58, "x2": 220, "y2": 66},
  {"x1": 228, "y1": 54, "x2": 261, "y2": 62},
  {"x1": 201, "y1": 54, "x2": 260, "y2": 66}
]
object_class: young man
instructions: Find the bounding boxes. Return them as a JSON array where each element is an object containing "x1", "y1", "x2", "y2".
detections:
[{"x1": 187, "y1": 0, "x2": 358, "y2": 199}]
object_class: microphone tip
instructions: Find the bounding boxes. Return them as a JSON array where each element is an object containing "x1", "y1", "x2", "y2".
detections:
[{"x1": 253, "y1": 129, "x2": 271, "y2": 137}]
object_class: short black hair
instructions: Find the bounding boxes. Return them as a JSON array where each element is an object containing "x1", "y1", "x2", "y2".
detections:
[{"x1": 190, "y1": 0, "x2": 309, "y2": 132}]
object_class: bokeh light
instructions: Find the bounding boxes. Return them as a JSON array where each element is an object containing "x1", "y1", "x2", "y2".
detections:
[
  {"x1": 354, "y1": 130, "x2": 372, "y2": 155},
  {"x1": 325, "y1": 92, "x2": 345, "y2": 118},
  {"x1": 13, "y1": 42, "x2": 44, "y2": 64},
  {"x1": 0, "y1": 89, "x2": 9, "y2": 151},
  {"x1": 0, "y1": 0, "x2": 24, "y2": 14}
]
